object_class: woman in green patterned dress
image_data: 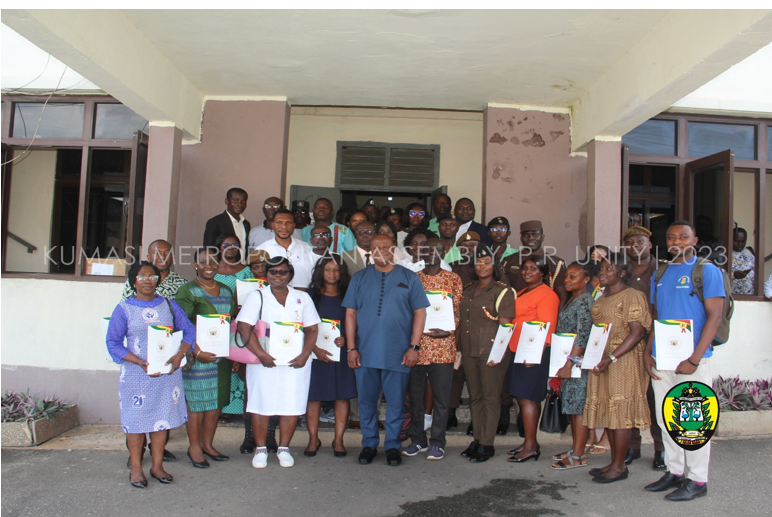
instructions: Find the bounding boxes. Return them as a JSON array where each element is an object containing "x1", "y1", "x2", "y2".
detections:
[{"x1": 176, "y1": 247, "x2": 236, "y2": 467}]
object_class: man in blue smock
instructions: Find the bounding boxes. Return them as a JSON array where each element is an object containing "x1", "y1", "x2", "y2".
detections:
[
  {"x1": 643, "y1": 220, "x2": 725, "y2": 502},
  {"x1": 343, "y1": 234, "x2": 429, "y2": 466}
]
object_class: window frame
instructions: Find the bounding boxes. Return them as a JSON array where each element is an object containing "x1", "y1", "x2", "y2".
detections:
[
  {"x1": 625, "y1": 112, "x2": 771, "y2": 300},
  {"x1": 1, "y1": 94, "x2": 146, "y2": 282}
]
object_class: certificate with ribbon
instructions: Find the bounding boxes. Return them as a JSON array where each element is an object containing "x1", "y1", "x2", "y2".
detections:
[
  {"x1": 654, "y1": 319, "x2": 694, "y2": 371},
  {"x1": 314, "y1": 319, "x2": 341, "y2": 362},
  {"x1": 196, "y1": 314, "x2": 231, "y2": 356},
  {"x1": 268, "y1": 321, "x2": 305, "y2": 366},
  {"x1": 147, "y1": 325, "x2": 184, "y2": 375},
  {"x1": 236, "y1": 278, "x2": 268, "y2": 306},
  {"x1": 513, "y1": 321, "x2": 550, "y2": 364},
  {"x1": 423, "y1": 290, "x2": 455, "y2": 332},
  {"x1": 581, "y1": 323, "x2": 612, "y2": 370},
  {"x1": 549, "y1": 333, "x2": 581, "y2": 378},
  {"x1": 487, "y1": 323, "x2": 515, "y2": 364}
]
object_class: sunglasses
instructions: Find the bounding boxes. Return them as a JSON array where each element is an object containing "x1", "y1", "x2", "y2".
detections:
[
  {"x1": 264, "y1": 203, "x2": 282, "y2": 209},
  {"x1": 489, "y1": 227, "x2": 509, "y2": 233},
  {"x1": 408, "y1": 210, "x2": 426, "y2": 217},
  {"x1": 311, "y1": 232, "x2": 332, "y2": 239},
  {"x1": 267, "y1": 268, "x2": 290, "y2": 276},
  {"x1": 220, "y1": 242, "x2": 240, "y2": 248}
]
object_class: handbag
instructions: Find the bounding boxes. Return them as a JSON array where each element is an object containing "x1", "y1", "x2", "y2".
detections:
[
  {"x1": 164, "y1": 298, "x2": 195, "y2": 372},
  {"x1": 227, "y1": 290, "x2": 265, "y2": 365},
  {"x1": 539, "y1": 388, "x2": 569, "y2": 434}
]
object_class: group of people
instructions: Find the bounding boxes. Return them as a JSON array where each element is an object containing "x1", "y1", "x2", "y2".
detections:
[{"x1": 107, "y1": 187, "x2": 728, "y2": 503}]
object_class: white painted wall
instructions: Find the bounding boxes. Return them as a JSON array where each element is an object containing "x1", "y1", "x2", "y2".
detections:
[
  {"x1": 287, "y1": 107, "x2": 483, "y2": 210},
  {"x1": 0, "y1": 278, "x2": 123, "y2": 371},
  {"x1": 6, "y1": 150, "x2": 56, "y2": 273},
  {"x1": 712, "y1": 301, "x2": 772, "y2": 380}
]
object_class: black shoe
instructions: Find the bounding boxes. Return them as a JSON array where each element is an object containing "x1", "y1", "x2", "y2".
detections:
[
  {"x1": 186, "y1": 450, "x2": 210, "y2": 469},
  {"x1": 624, "y1": 448, "x2": 641, "y2": 465},
  {"x1": 665, "y1": 479, "x2": 707, "y2": 501},
  {"x1": 446, "y1": 408, "x2": 458, "y2": 429},
  {"x1": 496, "y1": 405, "x2": 510, "y2": 435},
  {"x1": 304, "y1": 440, "x2": 322, "y2": 458},
  {"x1": 241, "y1": 415, "x2": 256, "y2": 454},
  {"x1": 161, "y1": 449, "x2": 176, "y2": 462},
  {"x1": 645, "y1": 472, "x2": 684, "y2": 492},
  {"x1": 358, "y1": 447, "x2": 377, "y2": 465},
  {"x1": 202, "y1": 451, "x2": 229, "y2": 461},
  {"x1": 507, "y1": 449, "x2": 541, "y2": 463},
  {"x1": 466, "y1": 422, "x2": 474, "y2": 436},
  {"x1": 149, "y1": 469, "x2": 174, "y2": 484},
  {"x1": 652, "y1": 451, "x2": 666, "y2": 470},
  {"x1": 592, "y1": 467, "x2": 629, "y2": 483},
  {"x1": 469, "y1": 445, "x2": 495, "y2": 463},
  {"x1": 386, "y1": 448, "x2": 402, "y2": 466},
  {"x1": 460, "y1": 440, "x2": 479, "y2": 458},
  {"x1": 129, "y1": 475, "x2": 148, "y2": 489},
  {"x1": 332, "y1": 440, "x2": 347, "y2": 458}
]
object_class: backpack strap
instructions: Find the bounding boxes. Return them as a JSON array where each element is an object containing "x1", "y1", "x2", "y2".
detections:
[
  {"x1": 653, "y1": 263, "x2": 670, "y2": 312},
  {"x1": 690, "y1": 258, "x2": 707, "y2": 303}
]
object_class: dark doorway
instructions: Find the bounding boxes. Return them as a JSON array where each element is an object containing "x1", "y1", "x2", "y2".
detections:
[{"x1": 627, "y1": 163, "x2": 677, "y2": 259}]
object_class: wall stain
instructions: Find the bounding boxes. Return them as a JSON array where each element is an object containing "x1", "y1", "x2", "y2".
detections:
[
  {"x1": 507, "y1": 119, "x2": 516, "y2": 130},
  {"x1": 501, "y1": 177, "x2": 514, "y2": 183},
  {"x1": 492, "y1": 165, "x2": 503, "y2": 180},
  {"x1": 489, "y1": 133, "x2": 508, "y2": 144},
  {"x1": 522, "y1": 133, "x2": 545, "y2": 147},
  {"x1": 398, "y1": 478, "x2": 571, "y2": 516},
  {"x1": 550, "y1": 131, "x2": 564, "y2": 141},
  {"x1": 510, "y1": 136, "x2": 520, "y2": 145},
  {"x1": 553, "y1": 114, "x2": 566, "y2": 121}
]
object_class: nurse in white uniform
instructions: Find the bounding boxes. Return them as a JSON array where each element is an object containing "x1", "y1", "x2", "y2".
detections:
[{"x1": 236, "y1": 256, "x2": 320, "y2": 469}]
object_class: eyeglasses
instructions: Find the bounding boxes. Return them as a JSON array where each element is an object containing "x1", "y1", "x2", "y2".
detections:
[
  {"x1": 489, "y1": 227, "x2": 509, "y2": 233},
  {"x1": 264, "y1": 203, "x2": 282, "y2": 210},
  {"x1": 408, "y1": 210, "x2": 426, "y2": 217},
  {"x1": 137, "y1": 275, "x2": 159, "y2": 282},
  {"x1": 356, "y1": 230, "x2": 376, "y2": 236},
  {"x1": 311, "y1": 232, "x2": 332, "y2": 239},
  {"x1": 220, "y1": 242, "x2": 240, "y2": 248},
  {"x1": 267, "y1": 268, "x2": 290, "y2": 276}
]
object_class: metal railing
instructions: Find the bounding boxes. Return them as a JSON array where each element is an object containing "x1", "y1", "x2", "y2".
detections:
[{"x1": 7, "y1": 232, "x2": 37, "y2": 253}]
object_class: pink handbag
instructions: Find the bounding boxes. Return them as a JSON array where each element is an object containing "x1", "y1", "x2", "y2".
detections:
[{"x1": 227, "y1": 291, "x2": 266, "y2": 364}]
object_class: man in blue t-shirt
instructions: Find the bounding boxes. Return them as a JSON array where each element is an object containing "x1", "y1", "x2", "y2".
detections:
[
  {"x1": 644, "y1": 221, "x2": 725, "y2": 502},
  {"x1": 343, "y1": 235, "x2": 429, "y2": 467}
]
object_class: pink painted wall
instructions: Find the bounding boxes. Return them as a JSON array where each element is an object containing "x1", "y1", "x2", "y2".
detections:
[
  {"x1": 483, "y1": 107, "x2": 588, "y2": 262},
  {"x1": 176, "y1": 100, "x2": 290, "y2": 277}
]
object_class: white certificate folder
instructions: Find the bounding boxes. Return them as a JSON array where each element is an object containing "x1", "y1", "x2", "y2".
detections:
[
  {"x1": 268, "y1": 321, "x2": 305, "y2": 366},
  {"x1": 654, "y1": 319, "x2": 694, "y2": 371}
]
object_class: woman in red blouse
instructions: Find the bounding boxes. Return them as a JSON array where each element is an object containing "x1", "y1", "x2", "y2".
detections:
[{"x1": 506, "y1": 257, "x2": 559, "y2": 462}]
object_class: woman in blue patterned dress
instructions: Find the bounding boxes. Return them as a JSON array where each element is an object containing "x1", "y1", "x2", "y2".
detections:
[
  {"x1": 106, "y1": 261, "x2": 195, "y2": 488},
  {"x1": 176, "y1": 248, "x2": 236, "y2": 468},
  {"x1": 550, "y1": 262, "x2": 594, "y2": 470}
]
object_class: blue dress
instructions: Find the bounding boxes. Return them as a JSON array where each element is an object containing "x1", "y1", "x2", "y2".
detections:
[
  {"x1": 106, "y1": 296, "x2": 195, "y2": 434},
  {"x1": 308, "y1": 293, "x2": 357, "y2": 401}
]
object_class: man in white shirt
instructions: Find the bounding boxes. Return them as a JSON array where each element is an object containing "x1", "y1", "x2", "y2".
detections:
[
  {"x1": 296, "y1": 224, "x2": 334, "y2": 284},
  {"x1": 256, "y1": 209, "x2": 313, "y2": 290},
  {"x1": 249, "y1": 197, "x2": 301, "y2": 250}
]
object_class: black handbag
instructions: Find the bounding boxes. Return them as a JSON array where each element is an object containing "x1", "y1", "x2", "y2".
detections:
[{"x1": 539, "y1": 388, "x2": 570, "y2": 434}]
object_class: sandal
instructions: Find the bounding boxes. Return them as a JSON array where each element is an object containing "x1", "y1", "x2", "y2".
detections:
[
  {"x1": 587, "y1": 444, "x2": 608, "y2": 455},
  {"x1": 551, "y1": 453, "x2": 588, "y2": 470}
]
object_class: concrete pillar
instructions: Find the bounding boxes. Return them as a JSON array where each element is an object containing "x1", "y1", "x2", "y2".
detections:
[
  {"x1": 483, "y1": 105, "x2": 587, "y2": 261},
  {"x1": 586, "y1": 139, "x2": 623, "y2": 249},
  {"x1": 142, "y1": 125, "x2": 183, "y2": 251}
]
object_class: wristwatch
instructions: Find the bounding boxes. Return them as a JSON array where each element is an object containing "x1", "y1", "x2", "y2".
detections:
[
  {"x1": 346, "y1": 347, "x2": 358, "y2": 353},
  {"x1": 608, "y1": 354, "x2": 618, "y2": 363},
  {"x1": 409, "y1": 344, "x2": 421, "y2": 351}
]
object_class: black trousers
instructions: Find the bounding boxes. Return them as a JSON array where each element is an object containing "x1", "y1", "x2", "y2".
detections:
[{"x1": 408, "y1": 363, "x2": 454, "y2": 449}]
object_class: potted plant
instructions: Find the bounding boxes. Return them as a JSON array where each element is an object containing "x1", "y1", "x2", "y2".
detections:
[
  {"x1": 1, "y1": 390, "x2": 79, "y2": 447},
  {"x1": 713, "y1": 376, "x2": 772, "y2": 437}
]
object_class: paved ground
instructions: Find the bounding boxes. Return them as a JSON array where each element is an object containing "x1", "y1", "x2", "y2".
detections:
[{"x1": 2, "y1": 426, "x2": 771, "y2": 516}]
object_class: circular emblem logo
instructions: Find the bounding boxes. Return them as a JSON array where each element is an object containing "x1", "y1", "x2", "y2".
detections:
[
  {"x1": 432, "y1": 304, "x2": 442, "y2": 313},
  {"x1": 322, "y1": 333, "x2": 331, "y2": 342},
  {"x1": 157, "y1": 341, "x2": 166, "y2": 352},
  {"x1": 527, "y1": 336, "x2": 535, "y2": 343},
  {"x1": 662, "y1": 381, "x2": 719, "y2": 451},
  {"x1": 668, "y1": 338, "x2": 680, "y2": 348},
  {"x1": 153, "y1": 420, "x2": 170, "y2": 431},
  {"x1": 592, "y1": 338, "x2": 601, "y2": 348},
  {"x1": 208, "y1": 327, "x2": 219, "y2": 338},
  {"x1": 282, "y1": 337, "x2": 292, "y2": 345}
]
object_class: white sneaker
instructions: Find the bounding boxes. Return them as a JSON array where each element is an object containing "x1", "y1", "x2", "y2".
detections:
[
  {"x1": 277, "y1": 447, "x2": 294, "y2": 468},
  {"x1": 424, "y1": 414, "x2": 433, "y2": 431},
  {"x1": 252, "y1": 448, "x2": 268, "y2": 469}
]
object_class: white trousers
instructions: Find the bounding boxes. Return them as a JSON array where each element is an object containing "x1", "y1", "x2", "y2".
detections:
[{"x1": 651, "y1": 358, "x2": 712, "y2": 483}]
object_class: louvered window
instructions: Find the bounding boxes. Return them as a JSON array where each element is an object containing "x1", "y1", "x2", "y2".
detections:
[{"x1": 336, "y1": 142, "x2": 439, "y2": 191}]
